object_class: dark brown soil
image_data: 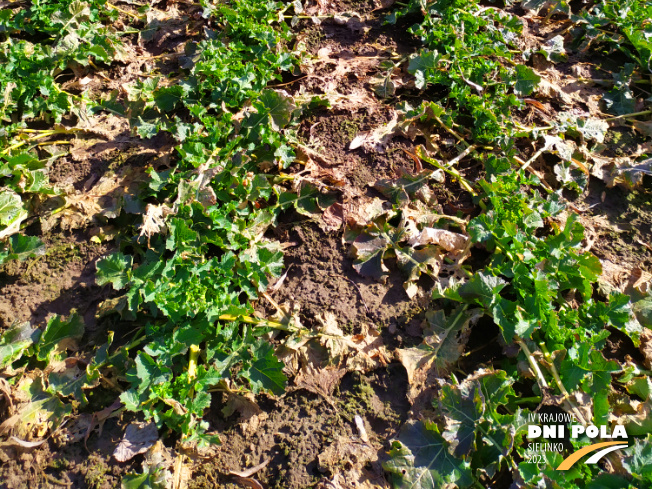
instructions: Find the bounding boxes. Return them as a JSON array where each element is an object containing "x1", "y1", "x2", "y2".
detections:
[
  {"x1": 1, "y1": 0, "x2": 651, "y2": 488},
  {"x1": 0, "y1": 417, "x2": 138, "y2": 489},
  {"x1": 268, "y1": 220, "x2": 424, "y2": 339},
  {"x1": 0, "y1": 232, "x2": 111, "y2": 331},
  {"x1": 193, "y1": 367, "x2": 409, "y2": 489}
]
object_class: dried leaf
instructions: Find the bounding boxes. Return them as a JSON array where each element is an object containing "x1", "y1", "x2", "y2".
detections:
[
  {"x1": 349, "y1": 112, "x2": 400, "y2": 153},
  {"x1": 294, "y1": 366, "x2": 346, "y2": 399},
  {"x1": 318, "y1": 436, "x2": 377, "y2": 471},
  {"x1": 316, "y1": 314, "x2": 390, "y2": 372},
  {"x1": 396, "y1": 307, "x2": 480, "y2": 403},
  {"x1": 113, "y1": 422, "x2": 158, "y2": 462},
  {"x1": 320, "y1": 202, "x2": 344, "y2": 232},
  {"x1": 140, "y1": 203, "x2": 173, "y2": 239},
  {"x1": 407, "y1": 227, "x2": 468, "y2": 252},
  {"x1": 640, "y1": 328, "x2": 652, "y2": 370}
]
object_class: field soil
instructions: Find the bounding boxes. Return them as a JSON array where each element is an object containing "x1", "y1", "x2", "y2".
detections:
[{"x1": 1, "y1": 0, "x2": 651, "y2": 488}]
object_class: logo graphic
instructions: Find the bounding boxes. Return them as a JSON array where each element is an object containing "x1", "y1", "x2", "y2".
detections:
[
  {"x1": 525, "y1": 412, "x2": 628, "y2": 470},
  {"x1": 556, "y1": 441, "x2": 629, "y2": 470}
]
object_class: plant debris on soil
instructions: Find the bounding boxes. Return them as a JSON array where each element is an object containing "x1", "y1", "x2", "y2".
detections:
[{"x1": 1, "y1": 0, "x2": 652, "y2": 488}]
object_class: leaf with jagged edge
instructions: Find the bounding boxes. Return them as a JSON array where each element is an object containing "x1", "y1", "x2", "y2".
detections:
[
  {"x1": 96, "y1": 252, "x2": 133, "y2": 290},
  {"x1": 396, "y1": 245, "x2": 442, "y2": 298},
  {"x1": 373, "y1": 170, "x2": 440, "y2": 205},
  {"x1": 438, "y1": 371, "x2": 519, "y2": 479},
  {"x1": 514, "y1": 65, "x2": 540, "y2": 97},
  {"x1": 383, "y1": 420, "x2": 472, "y2": 489},
  {"x1": 423, "y1": 306, "x2": 479, "y2": 374},
  {"x1": 439, "y1": 382, "x2": 483, "y2": 457},
  {"x1": 396, "y1": 306, "x2": 480, "y2": 402},
  {"x1": 242, "y1": 340, "x2": 286, "y2": 395},
  {"x1": 622, "y1": 436, "x2": 652, "y2": 485},
  {"x1": 245, "y1": 89, "x2": 297, "y2": 133}
]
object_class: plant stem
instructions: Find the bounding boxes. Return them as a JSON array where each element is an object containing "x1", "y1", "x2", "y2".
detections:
[
  {"x1": 106, "y1": 2, "x2": 144, "y2": 21},
  {"x1": 218, "y1": 313, "x2": 292, "y2": 331},
  {"x1": 513, "y1": 396, "x2": 542, "y2": 405},
  {"x1": 605, "y1": 110, "x2": 652, "y2": 121},
  {"x1": 416, "y1": 146, "x2": 478, "y2": 196},
  {"x1": 433, "y1": 114, "x2": 469, "y2": 146},
  {"x1": 516, "y1": 338, "x2": 549, "y2": 390},
  {"x1": 539, "y1": 342, "x2": 589, "y2": 426},
  {"x1": 187, "y1": 344, "x2": 200, "y2": 380}
]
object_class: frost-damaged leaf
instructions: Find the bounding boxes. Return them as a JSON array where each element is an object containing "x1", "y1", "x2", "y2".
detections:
[
  {"x1": 614, "y1": 157, "x2": 652, "y2": 189},
  {"x1": 113, "y1": 422, "x2": 158, "y2": 462},
  {"x1": 618, "y1": 399, "x2": 652, "y2": 436},
  {"x1": 423, "y1": 307, "x2": 478, "y2": 374},
  {"x1": 539, "y1": 35, "x2": 567, "y2": 63},
  {"x1": 407, "y1": 227, "x2": 468, "y2": 252},
  {"x1": 96, "y1": 252, "x2": 133, "y2": 290},
  {"x1": 0, "y1": 376, "x2": 72, "y2": 440},
  {"x1": 637, "y1": 321, "x2": 652, "y2": 367},
  {"x1": 349, "y1": 113, "x2": 401, "y2": 154},
  {"x1": 396, "y1": 307, "x2": 479, "y2": 402},
  {"x1": 397, "y1": 246, "x2": 442, "y2": 298},
  {"x1": 139, "y1": 204, "x2": 173, "y2": 240},
  {"x1": 351, "y1": 234, "x2": 391, "y2": 282},
  {"x1": 383, "y1": 420, "x2": 472, "y2": 488},
  {"x1": 47, "y1": 358, "x2": 100, "y2": 405},
  {"x1": 314, "y1": 313, "x2": 389, "y2": 372},
  {"x1": 373, "y1": 170, "x2": 440, "y2": 205},
  {"x1": 514, "y1": 65, "x2": 541, "y2": 97},
  {"x1": 372, "y1": 74, "x2": 396, "y2": 98},
  {"x1": 36, "y1": 313, "x2": 85, "y2": 362},
  {"x1": 0, "y1": 322, "x2": 41, "y2": 369},
  {"x1": 294, "y1": 366, "x2": 346, "y2": 400},
  {"x1": 558, "y1": 113, "x2": 609, "y2": 143}
]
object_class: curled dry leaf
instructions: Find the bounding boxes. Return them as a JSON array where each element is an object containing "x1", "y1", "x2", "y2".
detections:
[
  {"x1": 407, "y1": 227, "x2": 468, "y2": 252},
  {"x1": 113, "y1": 422, "x2": 158, "y2": 462},
  {"x1": 349, "y1": 112, "x2": 400, "y2": 153},
  {"x1": 294, "y1": 365, "x2": 346, "y2": 400},
  {"x1": 396, "y1": 307, "x2": 480, "y2": 403},
  {"x1": 639, "y1": 328, "x2": 652, "y2": 370},
  {"x1": 140, "y1": 203, "x2": 174, "y2": 239},
  {"x1": 320, "y1": 202, "x2": 344, "y2": 232}
]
